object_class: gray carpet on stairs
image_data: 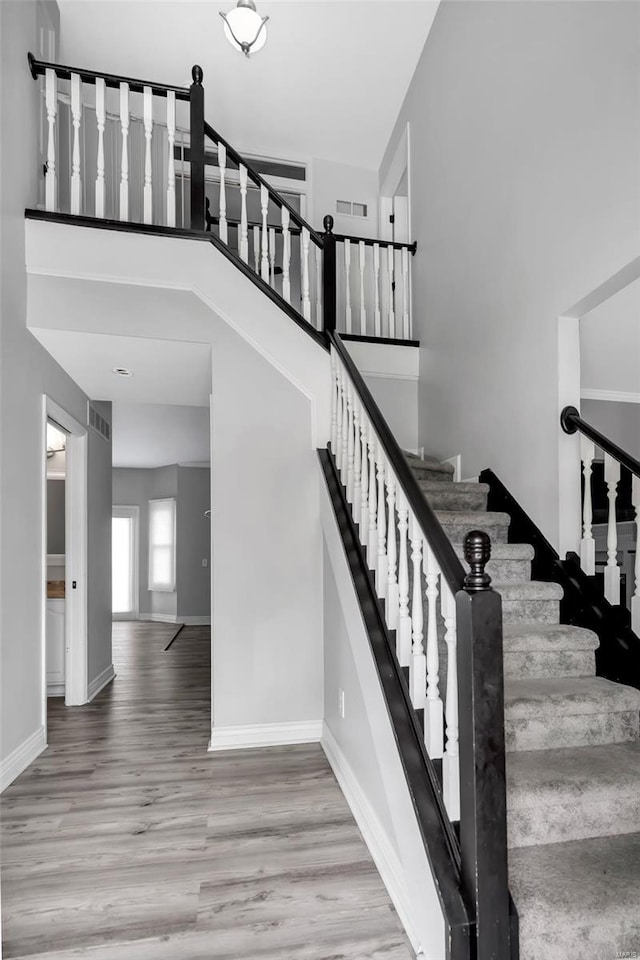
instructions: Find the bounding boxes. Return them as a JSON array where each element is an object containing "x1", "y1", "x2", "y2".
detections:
[{"x1": 406, "y1": 453, "x2": 640, "y2": 960}]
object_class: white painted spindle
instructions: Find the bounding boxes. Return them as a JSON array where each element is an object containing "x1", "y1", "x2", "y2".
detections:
[
  {"x1": 604, "y1": 453, "x2": 621, "y2": 605},
  {"x1": 441, "y1": 581, "x2": 460, "y2": 820},
  {"x1": 95, "y1": 77, "x2": 106, "y2": 218},
  {"x1": 302, "y1": 228, "x2": 311, "y2": 322},
  {"x1": 330, "y1": 350, "x2": 338, "y2": 454},
  {"x1": 335, "y1": 361, "x2": 344, "y2": 472},
  {"x1": 387, "y1": 245, "x2": 395, "y2": 338},
  {"x1": 269, "y1": 227, "x2": 276, "y2": 287},
  {"x1": 341, "y1": 367, "x2": 349, "y2": 476},
  {"x1": 632, "y1": 475, "x2": 640, "y2": 634},
  {"x1": 166, "y1": 91, "x2": 176, "y2": 227},
  {"x1": 373, "y1": 243, "x2": 381, "y2": 337},
  {"x1": 359, "y1": 412, "x2": 369, "y2": 541},
  {"x1": 346, "y1": 380, "x2": 355, "y2": 504},
  {"x1": 344, "y1": 239, "x2": 352, "y2": 334},
  {"x1": 396, "y1": 492, "x2": 412, "y2": 666},
  {"x1": 368, "y1": 424, "x2": 378, "y2": 562},
  {"x1": 423, "y1": 543, "x2": 444, "y2": 758},
  {"x1": 315, "y1": 245, "x2": 322, "y2": 330},
  {"x1": 239, "y1": 165, "x2": 249, "y2": 262},
  {"x1": 70, "y1": 72, "x2": 82, "y2": 215},
  {"x1": 260, "y1": 185, "x2": 269, "y2": 281},
  {"x1": 402, "y1": 247, "x2": 410, "y2": 339},
  {"x1": 45, "y1": 68, "x2": 57, "y2": 212},
  {"x1": 119, "y1": 82, "x2": 129, "y2": 221},
  {"x1": 580, "y1": 435, "x2": 596, "y2": 575},
  {"x1": 376, "y1": 445, "x2": 387, "y2": 598},
  {"x1": 218, "y1": 142, "x2": 228, "y2": 243},
  {"x1": 281, "y1": 207, "x2": 291, "y2": 302},
  {"x1": 409, "y1": 514, "x2": 426, "y2": 709},
  {"x1": 253, "y1": 225, "x2": 260, "y2": 274},
  {"x1": 143, "y1": 86, "x2": 153, "y2": 224},
  {"x1": 353, "y1": 396, "x2": 362, "y2": 525},
  {"x1": 386, "y1": 467, "x2": 399, "y2": 630},
  {"x1": 359, "y1": 241, "x2": 366, "y2": 335}
]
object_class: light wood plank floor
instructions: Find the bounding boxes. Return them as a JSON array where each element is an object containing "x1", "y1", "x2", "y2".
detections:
[{"x1": 1, "y1": 622, "x2": 413, "y2": 959}]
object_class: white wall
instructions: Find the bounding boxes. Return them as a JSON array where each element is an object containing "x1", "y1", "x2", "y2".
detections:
[
  {"x1": 580, "y1": 400, "x2": 640, "y2": 459},
  {"x1": 311, "y1": 158, "x2": 379, "y2": 238},
  {"x1": 581, "y1": 278, "x2": 640, "y2": 397},
  {"x1": 0, "y1": 0, "x2": 112, "y2": 784},
  {"x1": 112, "y1": 402, "x2": 210, "y2": 469},
  {"x1": 344, "y1": 340, "x2": 419, "y2": 453},
  {"x1": 380, "y1": 0, "x2": 640, "y2": 546}
]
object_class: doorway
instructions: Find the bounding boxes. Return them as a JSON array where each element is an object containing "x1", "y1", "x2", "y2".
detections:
[{"x1": 112, "y1": 506, "x2": 139, "y2": 620}]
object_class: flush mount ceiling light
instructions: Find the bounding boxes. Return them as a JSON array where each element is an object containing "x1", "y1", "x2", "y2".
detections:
[
  {"x1": 220, "y1": 0, "x2": 269, "y2": 57},
  {"x1": 112, "y1": 367, "x2": 133, "y2": 377}
]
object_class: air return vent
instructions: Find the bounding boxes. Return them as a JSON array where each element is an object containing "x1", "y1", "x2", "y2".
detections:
[
  {"x1": 336, "y1": 200, "x2": 368, "y2": 218},
  {"x1": 88, "y1": 404, "x2": 110, "y2": 442}
]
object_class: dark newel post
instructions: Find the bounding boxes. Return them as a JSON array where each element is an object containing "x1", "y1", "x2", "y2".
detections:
[
  {"x1": 456, "y1": 531, "x2": 512, "y2": 960},
  {"x1": 322, "y1": 214, "x2": 337, "y2": 334},
  {"x1": 189, "y1": 65, "x2": 205, "y2": 232}
]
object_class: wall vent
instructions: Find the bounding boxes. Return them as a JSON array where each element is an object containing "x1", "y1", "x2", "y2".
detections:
[
  {"x1": 88, "y1": 404, "x2": 111, "y2": 442},
  {"x1": 336, "y1": 200, "x2": 368, "y2": 218}
]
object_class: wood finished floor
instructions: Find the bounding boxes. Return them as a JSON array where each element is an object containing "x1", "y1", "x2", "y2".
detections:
[{"x1": 1, "y1": 622, "x2": 413, "y2": 960}]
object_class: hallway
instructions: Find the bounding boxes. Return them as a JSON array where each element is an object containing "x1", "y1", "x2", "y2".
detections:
[{"x1": 1, "y1": 623, "x2": 413, "y2": 960}]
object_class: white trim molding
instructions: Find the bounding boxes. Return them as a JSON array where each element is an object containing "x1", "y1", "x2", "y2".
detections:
[
  {"x1": 1, "y1": 726, "x2": 47, "y2": 793},
  {"x1": 580, "y1": 388, "x2": 640, "y2": 405},
  {"x1": 181, "y1": 616, "x2": 211, "y2": 626},
  {"x1": 208, "y1": 720, "x2": 322, "y2": 752},
  {"x1": 87, "y1": 664, "x2": 115, "y2": 702},
  {"x1": 321, "y1": 724, "x2": 420, "y2": 953},
  {"x1": 141, "y1": 614, "x2": 211, "y2": 625},
  {"x1": 47, "y1": 682, "x2": 65, "y2": 698}
]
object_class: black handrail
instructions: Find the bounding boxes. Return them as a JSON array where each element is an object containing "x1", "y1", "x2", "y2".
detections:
[
  {"x1": 203, "y1": 121, "x2": 324, "y2": 248},
  {"x1": 561, "y1": 406, "x2": 640, "y2": 477},
  {"x1": 334, "y1": 232, "x2": 417, "y2": 256},
  {"x1": 329, "y1": 331, "x2": 466, "y2": 592},
  {"x1": 27, "y1": 52, "x2": 190, "y2": 99}
]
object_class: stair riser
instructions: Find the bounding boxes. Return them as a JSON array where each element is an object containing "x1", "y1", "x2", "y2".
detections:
[
  {"x1": 418, "y1": 486, "x2": 488, "y2": 512},
  {"x1": 506, "y1": 710, "x2": 639, "y2": 752},
  {"x1": 504, "y1": 650, "x2": 595, "y2": 680},
  {"x1": 508, "y1": 793, "x2": 640, "y2": 848},
  {"x1": 483, "y1": 559, "x2": 532, "y2": 583},
  {"x1": 438, "y1": 518, "x2": 510, "y2": 543},
  {"x1": 516, "y1": 917, "x2": 640, "y2": 960},
  {"x1": 409, "y1": 468, "x2": 453, "y2": 483},
  {"x1": 502, "y1": 600, "x2": 559, "y2": 625}
]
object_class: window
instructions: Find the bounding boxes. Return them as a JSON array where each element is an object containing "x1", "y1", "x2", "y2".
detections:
[
  {"x1": 148, "y1": 498, "x2": 176, "y2": 592},
  {"x1": 336, "y1": 200, "x2": 368, "y2": 218}
]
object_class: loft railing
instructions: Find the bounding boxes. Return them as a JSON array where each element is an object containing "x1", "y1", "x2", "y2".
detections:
[
  {"x1": 27, "y1": 53, "x2": 416, "y2": 344},
  {"x1": 329, "y1": 332, "x2": 513, "y2": 960},
  {"x1": 561, "y1": 405, "x2": 640, "y2": 633}
]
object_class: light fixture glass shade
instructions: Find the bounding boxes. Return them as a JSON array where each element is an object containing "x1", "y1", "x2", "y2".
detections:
[{"x1": 222, "y1": 4, "x2": 268, "y2": 56}]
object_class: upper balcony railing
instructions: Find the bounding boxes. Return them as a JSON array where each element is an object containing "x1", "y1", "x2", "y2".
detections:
[{"x1": 27, "y1": 53, "x2": 416, "y2": 345}]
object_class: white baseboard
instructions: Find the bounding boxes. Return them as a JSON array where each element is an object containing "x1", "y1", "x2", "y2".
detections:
[
  {"x1": 1, "y1": 726, "x2": 47, "y2": 793},
  {"x1": 181, "y1": 616, "x2": 211, "y2": 626},
  {"x1": 87, "y1": 664, "x2": 115, "y2": 702},
  {"x1": 47, "y1": 682, "x2": 65, "y2": 697},
  {"x1": 144, "y1": 614, "x2": 177, "y2": 623},
  {"x1": 321, "y1": 723, "x2": 420, "y2": 955},
  {"x1": 208, "y1": 720, "x2": 322, "y2": 752}
]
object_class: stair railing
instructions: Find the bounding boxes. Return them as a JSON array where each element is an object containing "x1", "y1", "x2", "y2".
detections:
[
  {"x1": 330, "y1": 331, "x2": 513, "y2": 960},
  {"x1": 561, "y1": 405, "x2": 640, "y2": 633}
]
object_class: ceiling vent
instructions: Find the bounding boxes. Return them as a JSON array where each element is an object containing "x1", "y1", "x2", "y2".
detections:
[{"x1": 88, "y1": 403, "x2": 111, "y2": 442}]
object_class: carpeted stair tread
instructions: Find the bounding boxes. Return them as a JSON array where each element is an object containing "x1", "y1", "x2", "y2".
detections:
[
  {"x1": 507, "y1": 743, "x2": 640, "y2": 847},
  {"x1": 415, "y1": 480, "x2": 488, "y2": 511},
  {"x1": 503, "y1": 623, "x2": 599, "y2": 652},
  {"x1": 434, "y1": 510, "x2": 510, "y2": 542},
  {"x1": 505, "y1": 676, "x2": 640, "y2": 719},
  {"x1": 492, "y1": 581, "x2": 564, "y2": 602},
  {"x1": 508, "y1": 832, "x2": 640, "y2": 959},
  {"x1": 405, "y1": 456, "x2": 454, "y2": 482}
]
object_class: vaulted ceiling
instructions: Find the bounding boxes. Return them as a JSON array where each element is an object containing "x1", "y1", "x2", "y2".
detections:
[{"x1": 57, "y1": 0, "x2": 439, "y2": 169}]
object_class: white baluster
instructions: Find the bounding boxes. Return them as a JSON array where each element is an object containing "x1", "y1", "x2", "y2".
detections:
[
  {"x1": 239, "y1": 165, "x2": 249, "y2": 262},
  {"x1": 409, "y1": 514, "x2": 426, "y2": 710},
  {"x1": 368, "y1": 424, "x2": 378, "y2": 563},
  {"x1": 344, "y1": 239, "x2": 352, "y2": 334},
  {"x1": 166, "y1": 91, "x2": 176, "y2": 227},
  {"x1": 269, "y1": 227, "x2": 276, "y2": 287},
  {"x1": 387, "y1": 245, "x2": 395, "y2": 338},
  {"x1": 397, "y1": 492, "x2": 412, "y2": 667},
  {"x1": 359, "y1": 241, "x2": 367, "y2": 335},
  {"x1": 402, "y1": 247, "x2": 410, "y2": 339},
  {"x1": 302, "y1": 228, "x2": 311, "y2": 322},
  {"x1": 423, "y1": 542, "x2": 443, "y2": 759},
  {"x1": 441, "y1": 580, "x2": 460, "y2": 821},
  {"x1": 70, "y1": 72, "x2": 82, "y2": 215},
  {"x1": 334, "y1": 360, "x2": 344, "y2": 472},
  {"x1": 376, "y1": 444, "x2": 387, "y2": 599},
  {"x1": 94, "y1": 77, "x2": 106, "y2": 218},
  {"x1": 353, "y1": 396, "x2": 362, "y2": 527},
  {"x1": 253, "y1": 224, "x2": 260, "y2": 273},
  {"x1": 119, "y1": 82, "x2": 130, "y2": 221},
  {"x1": 604, "y1": 453, "x2": 621, "y2": 605},
  {"x1": 632, "y1": 475, "x2": 640, "y2": 634},
  {"x1": 280, "y1": 207, "x2": 291, "y2": 303},
  {"x1": 143, "y1": 86, "x2": 153, "y2": 224},
  {"x1": 218, "y1": 141, "x2": 228, "y2": 243},
  {"x1": 315, "y1": 245, "x2": 323, "y2": 330},
  {"x1": 373, "y1": 243, "x2": 381, "y2": 337},
  {"x1": 341, "y1": 368, "x2": 349, "y2": 476},
  {"x1": 346, "y1": 380, "x2": 355, "y2": 504},
  {"x1": 580, "y1": 435, "x2": 596, "y2": 575},
  {"x1": 359, "y1": 411, "x2": 369, "y2": 543},
  {"x1": 45, "y1": 68, "x2": 57, "y2": 212},
  {"x1": 386, "y1": 467, "x2": 399, "y2": 630},
  {"x1": 330, "y1": 349, "x2": 338, "y2": 454},
  {"x1": 260, "y1": 185, "x2": 269, "y2": 281}
]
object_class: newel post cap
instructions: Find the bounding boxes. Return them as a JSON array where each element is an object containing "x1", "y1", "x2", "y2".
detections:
[
  {"x1": 191, "y1": 64, "x2": 204, "y2": 85},
  {"x1": 463, "y1": 530, "x2": 492, "y2": 593},
  {"x1": 323, "y1": 214, "x2": 334, "y2": 235}
]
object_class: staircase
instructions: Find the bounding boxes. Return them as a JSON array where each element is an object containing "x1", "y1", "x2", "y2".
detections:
[{"x1": 405, "y1": 452, "x2": 640, "y2": 960}]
